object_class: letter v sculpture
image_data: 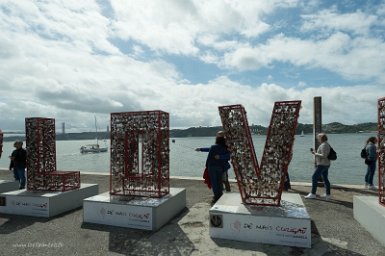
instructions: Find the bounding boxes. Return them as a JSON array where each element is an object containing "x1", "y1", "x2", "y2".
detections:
[{"x1": 219, "y1": 101, "x2": 301, "y2": 206}]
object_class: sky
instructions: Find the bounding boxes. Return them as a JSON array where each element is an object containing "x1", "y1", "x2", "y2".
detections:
[{"x1": 0, "y1": 0, "x2": 384, "y2": 133}]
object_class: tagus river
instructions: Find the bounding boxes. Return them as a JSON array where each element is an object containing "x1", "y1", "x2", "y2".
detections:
[{"x1": 0, "y1": 133, "x2": 376, "y2": 185}]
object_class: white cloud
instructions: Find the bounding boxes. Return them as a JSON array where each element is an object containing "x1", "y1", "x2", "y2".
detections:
[
  {"x1": 0, "y1": 0, "x2": 119, "y2": 55},
  {"x1": 0, "y1": 0, "x2": 384, "y2": 133},
  {"x1": 297, "y1": 81, "x2": 306, "y2": 88},
  {"x1": 223, "y1": 46, "x2": 263, "y2": 70},
  {"x1": 221, "y1": 33, "x2": 385, "y2": 82},
  {"x1": 154, "y1": 77, "x2": 382, "y2": 128},
  {"x1": 108, "y1": 0, "x2": 286, "y2": 55},
  {"x1": 301, "y1": 8, "x2": 378, "y2": 36}
]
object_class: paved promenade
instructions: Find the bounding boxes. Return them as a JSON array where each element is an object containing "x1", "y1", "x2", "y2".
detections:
[{"x1": 0, "y1": 170, "x2": 384, "y2": 256}]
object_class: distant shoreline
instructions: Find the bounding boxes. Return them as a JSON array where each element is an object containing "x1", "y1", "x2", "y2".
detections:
[{"x1": 2, "y1": 122, "x2": 377, "y2": 141}]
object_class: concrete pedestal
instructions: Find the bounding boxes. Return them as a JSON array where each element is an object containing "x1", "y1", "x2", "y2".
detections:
[
  {"x1": 0, "y1": 183, "x2": 98, "y2": 217},
  {"x1": 353, "y1": 196, "x2": 385, "y2": 247},
  {"x1": 83, "y1": 187, "x2": 186, "y2": 230},
  {"x1": 209, "y1": 193, "x2": 311, "y2": 248},
  {"x1": 0, "y1": 180, "x2": 19, "y2": 193}
]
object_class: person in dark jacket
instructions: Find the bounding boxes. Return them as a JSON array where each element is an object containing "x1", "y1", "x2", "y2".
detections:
[
  {"x1": 9, "y1": 140, "x2": 27, "y2": 189},
  {"x1": 196, "y1": 131, "x2": 231, "y2": 193},
  {"x1": 364, "y1": 136, "x2": 378, "y2": 190},
  {"x1": 202, "y1": 134, "x2": 230, "y2": 204}
]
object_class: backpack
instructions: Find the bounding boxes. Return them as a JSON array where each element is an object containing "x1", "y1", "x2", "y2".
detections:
[
  {"x1": 360, "y1": 148, "x2": 368, "y2": 159},
  {"x1": 328, "y1": 147, "x2": 337, "y2": 161}
]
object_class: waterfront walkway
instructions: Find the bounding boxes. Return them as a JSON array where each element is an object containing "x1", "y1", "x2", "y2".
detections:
[{"x1": 0, "y1": 170, "x2": 384, "y2": 256}]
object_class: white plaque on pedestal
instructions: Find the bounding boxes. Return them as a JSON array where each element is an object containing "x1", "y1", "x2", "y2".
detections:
[
  {"x1": 354, "y1": 195, "x2": 385, "y2": 247},
  {"x1": 209, "y1": 193, "x2": 311, "y2": 248},
  {"x1": 0, "y1": 180, "x2": 19, "y2": 193},
  {"x1": 83, "y1": 187, "x2": 186, "y2": 230},
  {"x1": 0, "y1": 183, "x2": 99, "y2": 217}
]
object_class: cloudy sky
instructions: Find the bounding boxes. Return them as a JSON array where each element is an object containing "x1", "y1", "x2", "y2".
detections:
[{"x1": 0, "y1": 0, "x2": 384, "y2": 132}]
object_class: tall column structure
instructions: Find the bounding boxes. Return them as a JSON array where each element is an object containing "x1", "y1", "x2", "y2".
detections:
[
  {"x1": 313, "y1": 97, "x2": 322, "y2": 156},
  {"x1": 62, "y1": 122, "x2": 65, "y2": 134}
]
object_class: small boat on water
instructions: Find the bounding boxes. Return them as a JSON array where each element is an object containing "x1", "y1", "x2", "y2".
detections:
[
  {"x1": 80, "y1": 144, "x2": 108, "y2": 154},
  {"x1": 80, "y1": 116, "x2": 108, "y2": 154},
  {"x1": 300, "y1": 130, "x2": 305, "y2": 137}
]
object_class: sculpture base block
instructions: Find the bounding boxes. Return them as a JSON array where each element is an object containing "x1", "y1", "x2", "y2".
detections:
[
  {"x1": 209, "y1": 193, "x2": 311, "y2": 248},
  {"x1": 0, "y1": 183, "x2": 98, "y2": 217},
  {"x1": 0, "y1": 180, "x2": 19, "y2": 193},
  {"x1": 354, "y1": 196, "x2": 385, "y2": 247},
  {"x1": 83, "y1": 187, "x2": 186, "y2": 230}
]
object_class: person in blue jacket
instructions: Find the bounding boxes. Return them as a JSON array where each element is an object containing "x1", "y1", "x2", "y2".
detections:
[{"x1": 196, "y1": 131, "x2": 230, "y2": 204}]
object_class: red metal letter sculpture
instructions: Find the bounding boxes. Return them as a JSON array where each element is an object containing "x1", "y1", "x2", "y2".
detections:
[
  {"x1": 26, "y1": 117, "x2": 80, "y2": 191},
  {"x1": 0, "y1": 129, "x2": 3, "y2": 158},
  {"x1": 110, "y1": 111, "x2": 170, "y2": 198},
  {"x1": 219, "y1": 101, "x2": 301, "y2": 206},
  {"x1": 378, "y1": 97, "x2": 385, "y2": 207}
]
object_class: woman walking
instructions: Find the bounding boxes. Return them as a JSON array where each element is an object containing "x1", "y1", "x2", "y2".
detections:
[
  {"x1": 364, "y1": 136, "x2": 378, "y2": 190},
  {"x1": 305, "y1": 133, "x2": 332, "y2": 200}
]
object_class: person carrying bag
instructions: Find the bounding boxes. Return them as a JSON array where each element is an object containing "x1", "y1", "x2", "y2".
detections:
[{"x1": 363, "y1": 136, "x2": 378, "y2": 190}]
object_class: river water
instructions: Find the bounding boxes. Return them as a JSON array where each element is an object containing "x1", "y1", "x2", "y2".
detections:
[{"x1": 0, "y1": 133, "x2": 376, "y2": 185}]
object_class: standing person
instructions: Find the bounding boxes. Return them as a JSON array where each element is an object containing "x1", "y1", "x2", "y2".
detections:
[
  {"x1": 305, "y1": 133, "x2": 332, "y2": 200},
  {"x1": 196, "y1": 131, "x2": 231, "y2": 192},
  {"x1": 196, "y1": 132, "x2": 230, "y2": 204},
  {"x1": 217, "y1": 131, "x2": 232, "y2": 192},
  {"x1": 364, "y1": 136, "x2": 378, "y2": 190},
  {"x1": 9, "y1": 140, "x2": 27, "y2": 189}
]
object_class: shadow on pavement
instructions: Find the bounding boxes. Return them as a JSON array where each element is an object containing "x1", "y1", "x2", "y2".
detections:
[
  {"x1": 81, "y1": 208, "x2": 195, "y2": 255},
  {"x1": 290, "y1": 188, "x2": 354, "y2": 209},
  {"x1": 211, "y1": 230, "x2": 366, "y2": 256},
  {"x1": 0, "y1": 214, "x2": 49, "y2": 234},
  {"x1": 0, "y1": 205, "x2": 82, "y2": 235},
  {"x1": 110, "y1": 208, "x2": 195, "y2": 255}
]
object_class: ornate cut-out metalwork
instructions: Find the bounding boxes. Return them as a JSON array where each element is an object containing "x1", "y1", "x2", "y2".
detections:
[
  {"x1": 0, "y1": 129, "x2": 3, "y2": 158},
  {"x1": 378, "y1": 97, "x2": 385, "y2": 206},
  {"x1": 219, "y1": 101, "x2": 301, "y2": 206},
  {"x1": 26, "y1": 118, "x2": 80, "y2": 191},
  {"x1": 110, "y1": 110, "x2": 170, "y2": 198}
]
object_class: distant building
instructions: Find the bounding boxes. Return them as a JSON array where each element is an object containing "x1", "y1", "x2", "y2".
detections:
[{"x1": 62, "y1": 122, "x2": 65, "y2": 134}]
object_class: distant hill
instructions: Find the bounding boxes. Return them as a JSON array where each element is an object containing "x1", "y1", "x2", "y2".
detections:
[
  {"x1": 3, "y1": 132, "x2": 110, "y2": 142},
  {"x1": 170, "y1": 122, "x2": 377, "y2": 137},
  {"x1": 2, "y1": 122, "x2": 377, "y2": 141}
]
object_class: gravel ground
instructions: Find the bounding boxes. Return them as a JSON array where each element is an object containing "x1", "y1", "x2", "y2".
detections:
[{"x1": 0, "y1": 170, "x2": 384, "y2": 256}]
